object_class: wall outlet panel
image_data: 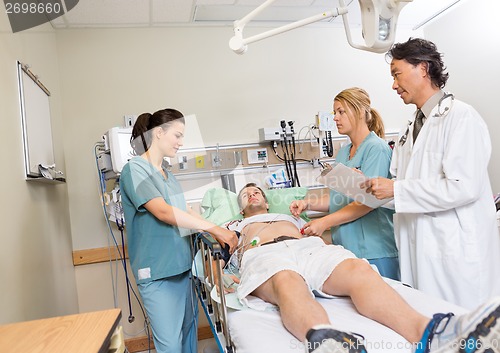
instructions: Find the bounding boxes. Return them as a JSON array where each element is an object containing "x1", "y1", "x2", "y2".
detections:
[
  {"x1": 195, "y1": 155, "x2": 205, "y2": 168},
  {"x1": 211, "y1": 152, "x2": 222, "y2": 168},
  {"x1": 247, "y1": 148, "x2": 268, "y2": 164}
]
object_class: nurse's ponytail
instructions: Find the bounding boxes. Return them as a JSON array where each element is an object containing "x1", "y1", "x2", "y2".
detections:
[
  {"x1": 368, "y1": 108, "x2": 385, "y2": 139},
  {"x1": 131, "y1": 113, "x2": 153, "y2": 155}
]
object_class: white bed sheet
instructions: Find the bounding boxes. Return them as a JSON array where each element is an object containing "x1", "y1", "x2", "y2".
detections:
[{"x1": 227, "y1": 280, "x2": 467, "y2": 353}]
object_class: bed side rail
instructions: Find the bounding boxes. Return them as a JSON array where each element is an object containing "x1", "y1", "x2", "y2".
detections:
[
  {"x1": 194, "y1": 232, "x2": 234, "y2": 353},
  {"x1": 197, "y1": 231, "x2": 226, "y2": 260}
]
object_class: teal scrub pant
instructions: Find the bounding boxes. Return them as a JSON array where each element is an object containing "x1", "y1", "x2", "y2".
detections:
[
  {"x1": 369, "y1": 257, "x2": 400, "y2": 281},
  {"x1": 138, "y1": 271, "x2": 198, "y2": 353}
]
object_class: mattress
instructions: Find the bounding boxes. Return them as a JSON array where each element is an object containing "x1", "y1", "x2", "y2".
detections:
[{"x1": 227, "y1": 280, "x2": 467, "y2": 353}]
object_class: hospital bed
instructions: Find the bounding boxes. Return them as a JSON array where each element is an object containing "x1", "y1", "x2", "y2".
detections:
[{"x1": 192, "y1": 187, "x2": 467, "y2": 353}]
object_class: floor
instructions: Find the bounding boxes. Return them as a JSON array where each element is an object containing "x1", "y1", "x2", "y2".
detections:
[
  {"x1": 135, "y1": 338, "x2": 219, "y2": 353},
  {"x1": 198, "y1": 338, "x2": 219, "y2": 353}
]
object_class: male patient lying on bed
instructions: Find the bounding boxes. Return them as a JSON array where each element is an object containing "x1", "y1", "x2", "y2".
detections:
[{"x1": 220, "y1": 183, "x2": 500, "y2": 353}]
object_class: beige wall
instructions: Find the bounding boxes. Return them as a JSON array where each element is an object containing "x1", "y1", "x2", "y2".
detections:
[
  {"x1": 55, "y1": 24, "x2": 419, "y2": 246},
  {"x1": 0, "y1": 13, "x2": 78, "y2": 324},
  {"x1": 1, "y1": 0, "x2": 499, "y2": 343},
  {"x1": 53, "y1": 23, "x2": 417, "y2": 338},
  {"x1": 423, "y1": 0, "x2": 500, "y2": 193}
]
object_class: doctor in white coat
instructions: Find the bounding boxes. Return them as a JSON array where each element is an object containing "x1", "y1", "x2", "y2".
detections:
[{"x1": 363, "y1": 38, "x2": 500, "y2": 310}]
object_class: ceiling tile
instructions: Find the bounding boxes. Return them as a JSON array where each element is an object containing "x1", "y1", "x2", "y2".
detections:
[
  {"x1": 153, "y1": 0, "x2": 195, "y2": 23},
  {"x1": 194, "y1": 4, "x2": 341, "y2": 22},
  {"x1": 47, "y1": 0, "x2": 462, "y2": 30},
  {"x1": 235, "y1": 0, "x2": 314, "y2": 5},
  {"x1": 53, "y1": 0, "x2": 150, "y2": 28},
  {"x1": 196, "y1": 0, "x2": 236, "y2": 4}
]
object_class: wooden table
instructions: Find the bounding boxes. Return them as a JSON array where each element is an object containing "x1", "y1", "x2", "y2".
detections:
[{"x1": 0, "y1": 308, "x2": 121, "y2": 353}]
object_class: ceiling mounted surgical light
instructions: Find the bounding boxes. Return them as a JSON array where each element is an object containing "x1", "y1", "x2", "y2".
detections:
[
  {"x1": 350, "y1": 0, "x2": 412, "y2": 52},
  {"x1": 229, "y1": 0, "x2": 413, "y2": 55},
  {"x1": 378, "y1": 17, "x2": 391, "y2": 40}
]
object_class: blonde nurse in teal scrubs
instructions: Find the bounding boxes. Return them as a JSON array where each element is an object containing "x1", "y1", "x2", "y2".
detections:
[{"x1": 290, "y1": 87, "x2": 399, "y2": 280}]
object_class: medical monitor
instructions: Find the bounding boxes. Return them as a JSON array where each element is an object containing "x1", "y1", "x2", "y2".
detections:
[{"x1": 105, "y1": 126, "x2": 134, "y2": 174}]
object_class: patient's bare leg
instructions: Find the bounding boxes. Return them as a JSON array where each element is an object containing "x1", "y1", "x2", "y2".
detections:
[
  {"x1": 252, "y1": 270, "x2": 330, "y2": 341},
  {"x1": 321, "y1": 258, "x2": 430, "y2": 343}
]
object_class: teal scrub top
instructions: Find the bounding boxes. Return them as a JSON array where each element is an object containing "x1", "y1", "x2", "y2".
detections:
[
  {"x1": 120, "y1": 156, "x2": 192, "y2": 284},
  {"x1": 329, "y1": 132, "x2": 398, "y2": 260}
]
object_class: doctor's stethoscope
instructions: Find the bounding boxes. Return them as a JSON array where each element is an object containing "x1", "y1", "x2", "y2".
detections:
[{"x1": 399, "y1": 92, "x2": 455, "y2": 146}]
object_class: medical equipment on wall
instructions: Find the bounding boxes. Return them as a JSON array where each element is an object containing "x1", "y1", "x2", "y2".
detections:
[
  {"x1": 317, "y1": 111, "x2": 335, "y2": 158},
  {"x1": 99, "y1": 127, "x2": 134, "y2": 180},
  {"x1": 267, "y1": 120, "x2": 303, "y2": 187},
  {"x1": 399, "y1": 92, "x2": 455, "y2": 147},
  {"x1": 229, "y1": 0, "x2": 412, "y2": 55}
]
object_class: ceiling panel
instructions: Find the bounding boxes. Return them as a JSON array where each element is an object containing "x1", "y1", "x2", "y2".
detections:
[
  {"x1": 152, "y1": 0, "x2": 195, "y2": 23},
  {"x1": 52, "y1": 0, "x2": 151, "y2": 28},
  {"x1": 49, "y1": 0, "x2": 462, "y2": 30},
  {"x1": 193, "y1": 5, "x2": 343, "y2": 22}
]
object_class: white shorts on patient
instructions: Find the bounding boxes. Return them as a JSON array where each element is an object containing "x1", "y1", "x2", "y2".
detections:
[{"x1": 237, "y1": 236, "x2": 357, "y2": 310}]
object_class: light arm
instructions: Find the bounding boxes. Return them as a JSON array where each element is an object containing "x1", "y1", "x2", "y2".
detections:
[
  {"x1": 229, "y1": 0, "x2": 413, "y2": 55},
  {"x1": 229, "y1": 1, "x2": 348, "y2": 54}
]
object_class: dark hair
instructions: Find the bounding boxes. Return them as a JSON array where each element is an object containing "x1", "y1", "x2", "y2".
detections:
[
  {"x1": 386, "y1": 38, "x2": 449, "y2": 89},
  {"x1": 237, "y1": 183, "x2": 268, "y2": 210},
  {"x1": 335, "y1": 87, "x2": 386, "y2": 139},
  {"x1": 130, "y1": 108, "x2": 185, "y2": 155}
]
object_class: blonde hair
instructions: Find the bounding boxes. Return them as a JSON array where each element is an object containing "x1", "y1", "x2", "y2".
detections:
[{"x1": 334, "y1": 87, "x2": 385, "y2": 139}]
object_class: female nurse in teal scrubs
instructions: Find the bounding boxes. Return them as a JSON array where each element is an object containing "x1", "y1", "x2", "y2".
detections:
[
  {"x1": 290, "y1": 88, "x2": 399, "y2": 280},
  {"x1": 120, "y1": 108, "x2": 238, "y2": 353}
]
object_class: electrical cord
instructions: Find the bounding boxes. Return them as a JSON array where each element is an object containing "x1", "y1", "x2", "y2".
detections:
[
  {"x1": 93, "y1": 144, "x2": 152, "y2": 352},
  {"x1": 297, "y1": 124, "x2": 317, "y2": 153},
  {"x1": 271, "y1": 141, "x2": 311, "y2": 164},
  {"x1": 115, "y1": 218, "x2": 134, "y2": 324},
  {"x1": 281, "y1": 120, "x2": 297, "y2": 186},
  {"x1": 288, "y1": 121, "x2": 300, "y2": 187},
  {"x1": 271, "y1": 142, "x2": 286, "y2": 162}
]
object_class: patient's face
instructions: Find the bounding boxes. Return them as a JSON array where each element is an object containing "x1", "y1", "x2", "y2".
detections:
[{"x1": 239, "y1": 187, "x2": 268, "y2": 215}]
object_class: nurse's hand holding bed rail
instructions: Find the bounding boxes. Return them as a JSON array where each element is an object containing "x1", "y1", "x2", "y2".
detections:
[
  {"x1": 208, "y1": 227, "x2": 239, "y2": 254},
  {"x1": 360, "y1": 177, "x2": 394, "y2": 200}
]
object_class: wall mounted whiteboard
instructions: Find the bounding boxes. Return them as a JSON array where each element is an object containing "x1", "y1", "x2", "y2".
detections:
[{"x1": 17, "y1": 61, "x2": 63, "y2": 182}]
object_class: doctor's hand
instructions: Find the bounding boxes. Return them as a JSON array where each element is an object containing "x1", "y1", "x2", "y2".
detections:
[
  {"x1": 289, "y1": 199, "x2": 309, "y2": 217},
  {"x1": 301, "y1": 218, "x2": 328, "y2": 237},
  {"x1": 360, "y1": 177, "x2": 394, "y2": 200}
]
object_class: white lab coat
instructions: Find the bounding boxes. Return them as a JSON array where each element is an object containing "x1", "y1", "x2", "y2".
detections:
[{"x1": 391, "y1": 98, "x2": 500, "y2": 310}]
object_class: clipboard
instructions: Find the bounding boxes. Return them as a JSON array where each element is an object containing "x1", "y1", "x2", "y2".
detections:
[{"x1": 318, "y1": 163, "x2": 391, "y2": 208}]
